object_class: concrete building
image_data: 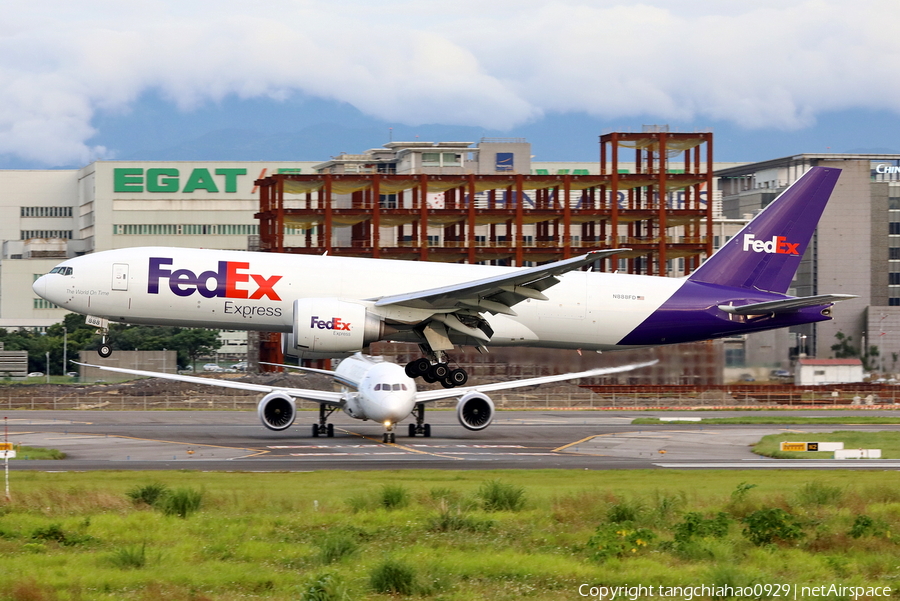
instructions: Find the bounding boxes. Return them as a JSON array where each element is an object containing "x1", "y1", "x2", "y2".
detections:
[{"x1": 795, "y1": 358, "x2": 864, "y2": 385}]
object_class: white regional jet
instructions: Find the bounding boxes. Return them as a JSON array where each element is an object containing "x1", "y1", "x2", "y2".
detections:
[{"x1": 77, "y1": 354, "x2": 655, "y2": 441}]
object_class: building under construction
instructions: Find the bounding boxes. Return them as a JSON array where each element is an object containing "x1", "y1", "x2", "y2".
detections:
[{"x1": 253, "y1": 129, "x2": 722, "y2": 382}]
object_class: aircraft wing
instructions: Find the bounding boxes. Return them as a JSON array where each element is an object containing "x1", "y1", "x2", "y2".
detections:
[
  {"x1": 718, "y1": 294, "x2": 858, "y2": 316},
  {"x1": 72, "y1": 362, "x2": 345, "y2": 405},
  {"x1": 260, "y1": 361, "x2": 358, "y2": 389},
  {"x1": 373, "y1": 249, "x2": 627, "y2": 315},
  {"x1": 413, "y1": 360, "x2": 657, "y2": 403}
]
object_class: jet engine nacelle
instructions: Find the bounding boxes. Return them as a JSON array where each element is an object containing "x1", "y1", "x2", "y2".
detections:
[
  {"x1": 257, "y1": 392, "x2": 297, "y2": 431},
  {"x1": 292, "y1": 298, "x2": 385, "y2": 354},
  {"x1": 456, "y1": 392, "x2": 495, "y2": 431}
]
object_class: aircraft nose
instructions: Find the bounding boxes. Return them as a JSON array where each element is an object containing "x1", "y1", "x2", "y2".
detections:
[{"x1": 32, "y1": 275, "x2": 46, "y2": 298}]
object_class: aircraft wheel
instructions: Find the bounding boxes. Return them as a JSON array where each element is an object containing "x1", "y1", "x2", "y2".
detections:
[
  {"x1": 326, "y1": 423, "x2": 334, "y2": 437},
  {"x1": 429, "y1": 363, "x2": 449, "y2": 381},
  {"x1": 407, "y1": 358, "x2": 430, "y2": 378},
  {"x1": 423, "y1": 424, "x2": 431, "y2": 438},
  {"x1": 382, "y1": 433, "x2": 389, "y2": 444},
  {"x1": 408, "y1": 423, "x2": 416, "y2": 437},
  {"x1": 404, "y1": 363, "x2": 417, "y2": 378},
  {"x1": 98, "y1": 344, "x2": 112, "y2": 358},
  {"x1": 422, "y1": 370, "x2": 437, "y2": 384},
  {"x1": 440, "y1": 377, "x2": 454, "y2": 389},
  {"x1": 312, "y1": 424, "x2": 320, "y2": 438},
  {"x1": 449, "y1": 368, "x2": 468, "y2": 387},
  {"x1": 389, "y1": 432, "x2": 396, "y2": 444}
]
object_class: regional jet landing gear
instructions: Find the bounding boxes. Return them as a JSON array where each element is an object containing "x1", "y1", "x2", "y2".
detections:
[
  {"x1": 407, "y1": 403, "x2": 432, "y2": 438},
  {"x1": 404, "y1": 351, "x2": 468, "y2": 389},
  {"x1": 312, "y1": 404, "x2": 337, "y2": 438}
]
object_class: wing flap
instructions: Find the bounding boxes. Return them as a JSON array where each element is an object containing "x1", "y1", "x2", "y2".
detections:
[{"x1": 373, "y1": 249, "x2": 627, "y2": 312}]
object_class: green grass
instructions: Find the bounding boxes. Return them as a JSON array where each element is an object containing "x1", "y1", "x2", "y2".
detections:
[
  {"x1": 753, "y1": 430, "x2": 900, "y2": 458},
  {"x1": 0, "y1": 470, "x2": 898, "y2": 600},
  {"x1": 8, "y1": 445, "x2": 66, "y2": 460},
  {"x1": 633, "y1": 415, "x2": 900, "y2": 425}
]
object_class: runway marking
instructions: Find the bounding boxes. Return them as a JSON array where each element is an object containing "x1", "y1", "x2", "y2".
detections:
[{"x1": 342, "y1": 429, "x2": 464, "y2": 460}]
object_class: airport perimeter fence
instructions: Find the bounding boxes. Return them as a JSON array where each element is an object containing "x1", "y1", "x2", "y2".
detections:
[{"x1": 4, "y1": 384, "x2": 900, "y2": 411}]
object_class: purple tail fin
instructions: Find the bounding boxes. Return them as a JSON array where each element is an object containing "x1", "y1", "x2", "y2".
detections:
[{"x1": 689, "y1": 166, "x2": 840, "y2": 294}]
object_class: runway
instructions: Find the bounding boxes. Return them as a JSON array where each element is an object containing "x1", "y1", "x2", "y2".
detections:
[{"x1": 5, "y1": 409, "x2": 900, "y2": 471}]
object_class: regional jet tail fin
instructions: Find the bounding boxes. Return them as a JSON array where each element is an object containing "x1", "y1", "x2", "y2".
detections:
[
  {"x1": 718, "y1": 294, "x2": 858, "y2": 316},
  {"x1": 688, "y1": 166, "x2": 841, "y2": 294}
]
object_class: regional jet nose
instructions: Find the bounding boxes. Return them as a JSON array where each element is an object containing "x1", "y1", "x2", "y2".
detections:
[{"x1": 32, "y1": 275, "x2": 47, "y2": 298}]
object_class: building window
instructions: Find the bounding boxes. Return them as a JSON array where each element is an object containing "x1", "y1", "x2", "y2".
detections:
[
  {"x1": 890, "y1": 273, "x2": 900, "y2": 286},
  {"x1": 33, "y1": 298, "x2": 59, "y2": 309},
  {"x1": 890, "y1": 298, "x2": 900, "y2": 306},
  {"x1": 21, "y1": 206, "x2": 73, "y2": 218},
  {"x1": 890, "y1": 222, "x2": 900, "y2": 235},
  {"x1": 21, "y1": 230, "x2": 72, "y2": 240},
  {"x1": 891, "y1": 248, "x2": 900, "y2": 260}
]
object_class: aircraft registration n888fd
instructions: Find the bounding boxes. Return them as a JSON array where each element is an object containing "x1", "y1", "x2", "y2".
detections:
[{"x1": 36, "y1": 166, "x2": 856, "y2": 390}]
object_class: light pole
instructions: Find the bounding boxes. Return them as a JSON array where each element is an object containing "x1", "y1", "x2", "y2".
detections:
[
  {"x1": 63, "y1": 327, "x2": 67, "y2": 377},
  {"x1": 45, "y1": 351, "x2": 50, "y2": 383}
]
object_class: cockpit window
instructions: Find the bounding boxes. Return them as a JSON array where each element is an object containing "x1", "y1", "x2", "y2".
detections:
[
  {"x1": 48, "y1": 267, "x2": 72, "y2": 276},
  {"x1": 374, "y1": 384, "x2": 382, "y2": 391},
  {"x1": 392, "y1": 384, "x2": 401, "y2": 391}
]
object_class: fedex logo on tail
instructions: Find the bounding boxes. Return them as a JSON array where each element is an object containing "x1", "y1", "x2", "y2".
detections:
[
  {"x1": 148, "y1": 258, "x2": 282, "y2": 300},
  {"x1": 742, "y1": 234, "x2": 800, "y2": 256}
]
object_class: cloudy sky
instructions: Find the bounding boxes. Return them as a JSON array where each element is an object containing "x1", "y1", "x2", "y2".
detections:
[{"x1": 2, "y1": 0, "x2": 900, "y2": 168}]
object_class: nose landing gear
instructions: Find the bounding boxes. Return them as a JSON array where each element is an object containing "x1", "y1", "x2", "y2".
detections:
[{"x1": 407, "y1": 403, "x2": 432, "y2": 438}]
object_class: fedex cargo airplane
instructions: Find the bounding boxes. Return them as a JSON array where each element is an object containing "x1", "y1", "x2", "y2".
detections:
[{"x1": 35, "y1": 166, "x2": 854, "y2": 390}]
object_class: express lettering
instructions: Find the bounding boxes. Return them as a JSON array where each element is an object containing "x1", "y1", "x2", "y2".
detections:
[
  {"x1": 224, "y1": 301, "x2": 283, "y2": 318},
  {"x1": 741, "y1": 233, "x2": 799, "y2": 255},
  {"x1": 148, "y1": 258, "x2": 282, "y2": 300},
  {"x1": 310, "y1": 316, "x2": 351, "y2": 331}
]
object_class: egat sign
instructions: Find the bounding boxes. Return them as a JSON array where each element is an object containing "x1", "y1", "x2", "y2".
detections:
[{"x1": 114, "y1": 168, "x2": 248, "y2": 193}]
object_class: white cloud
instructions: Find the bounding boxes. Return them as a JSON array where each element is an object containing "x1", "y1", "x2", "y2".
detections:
[{"x1": 2, "y1": 0, "x2": 900, "y2": 165}]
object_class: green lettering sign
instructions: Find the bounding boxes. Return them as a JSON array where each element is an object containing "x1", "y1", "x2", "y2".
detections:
[
  {"x1": 146, "y1": 168, "x2": 179, "y2": 193},
  {"x1": 114, "y1": 168, "x2": 143, "y2": 192},
  {"x1": 215, "y1": 168, "x2": 247, "y2": 193},
  {"x1": 182, "y1": 168, "x2": 218, "y2": 193}
]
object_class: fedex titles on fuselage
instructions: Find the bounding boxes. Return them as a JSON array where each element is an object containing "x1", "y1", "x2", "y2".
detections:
[
  {"x1": 148, "y1": 257, "x2": 284, "y2": 318},
  {"x1": 742, "y1": 233, "x2": 799, "y2": 256}
]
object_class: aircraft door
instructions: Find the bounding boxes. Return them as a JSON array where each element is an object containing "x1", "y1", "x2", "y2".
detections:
[{"x1": 112, "y1": 263, "x2": 129, "y2": 291}]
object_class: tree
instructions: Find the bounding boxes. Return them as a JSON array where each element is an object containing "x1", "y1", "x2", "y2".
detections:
[
  {"x1": 831, "y1": 331, "x2": 858, "y2": 359},
  {"x1": 0, "y1": 314, "x2": 222, "y2": 374}
]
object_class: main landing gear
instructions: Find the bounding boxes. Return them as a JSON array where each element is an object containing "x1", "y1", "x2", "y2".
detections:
[
  {"x1": 404, "y1": 352, "x2": 468, "y2": 389},
  {"x1": 311, "y1": 404, "x2": 337, "y2": 438},
  {"x1": 407, "y1": 403, "x2": 431, "y2": 438}
]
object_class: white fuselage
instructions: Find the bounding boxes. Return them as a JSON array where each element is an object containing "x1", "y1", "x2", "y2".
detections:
[
  {"x1": 334, "y1": 355, "x2": 417, "y2": 424},
  {"x1": 33, "y1": 246, "x2": 684, "y2": 351}
]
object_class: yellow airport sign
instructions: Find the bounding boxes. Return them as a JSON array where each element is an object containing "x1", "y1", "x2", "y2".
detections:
[
  {"x1": 0, "y1": 442, "x2": 12, "y2": 451},
  {"x1": 780, "y1": 442, "x2": 808, "y2": 452}
]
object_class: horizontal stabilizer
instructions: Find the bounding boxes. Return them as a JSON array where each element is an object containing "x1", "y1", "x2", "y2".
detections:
[{"x1": 718, "y1": 294, "x2": 858, "y2": 316}]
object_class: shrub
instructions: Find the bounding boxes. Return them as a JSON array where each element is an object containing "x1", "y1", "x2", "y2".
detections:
[
  {"x1": 379, "y1": 484, "x2": 410, "y2": 510},
  {"x1": 742, "y1": 508, "x2": 804, "y2": 546},
  {"x1": 674, "y1": 512, "x2": 731, "y2": 542},
  {"x1": 300, "y1": 573, "x2": 349, "y2": 601},
  {"x1": 31, "y1": 523, "x2": 91, "y2": 547},
  {"x1": 588, "y1": 523, "x2": 656, "y2": 561},
  {"x1": 317, "y1": 532, "x2": 359, "y2": 564},
  {"x1": 428, "y1": 506, "x2": 494, "y2": 533},
  {"x1": 477, "y1": 480, "x2": 526, "y2": 512},
  {"x1": 607, "y1": 499, "x2": 644, "y2": 524},
  {"x1": 796, "y1": 481, "x2": 843, "y2": 506},
  {"x1": 109, "y1": 543, "x2": 148, "y2": 569},
  {"x1": 370, "y1": 558, "x2": 416, "y2": 595},
  {"x1": 159, "y1": 487, "x2": 203, "y2": 518},
  {"x1": 731, "y1": 482, "x2": 758, "y2": 502},
  {"x1": 127, "y1": 482, "x2": 169, "y2": 506}
]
